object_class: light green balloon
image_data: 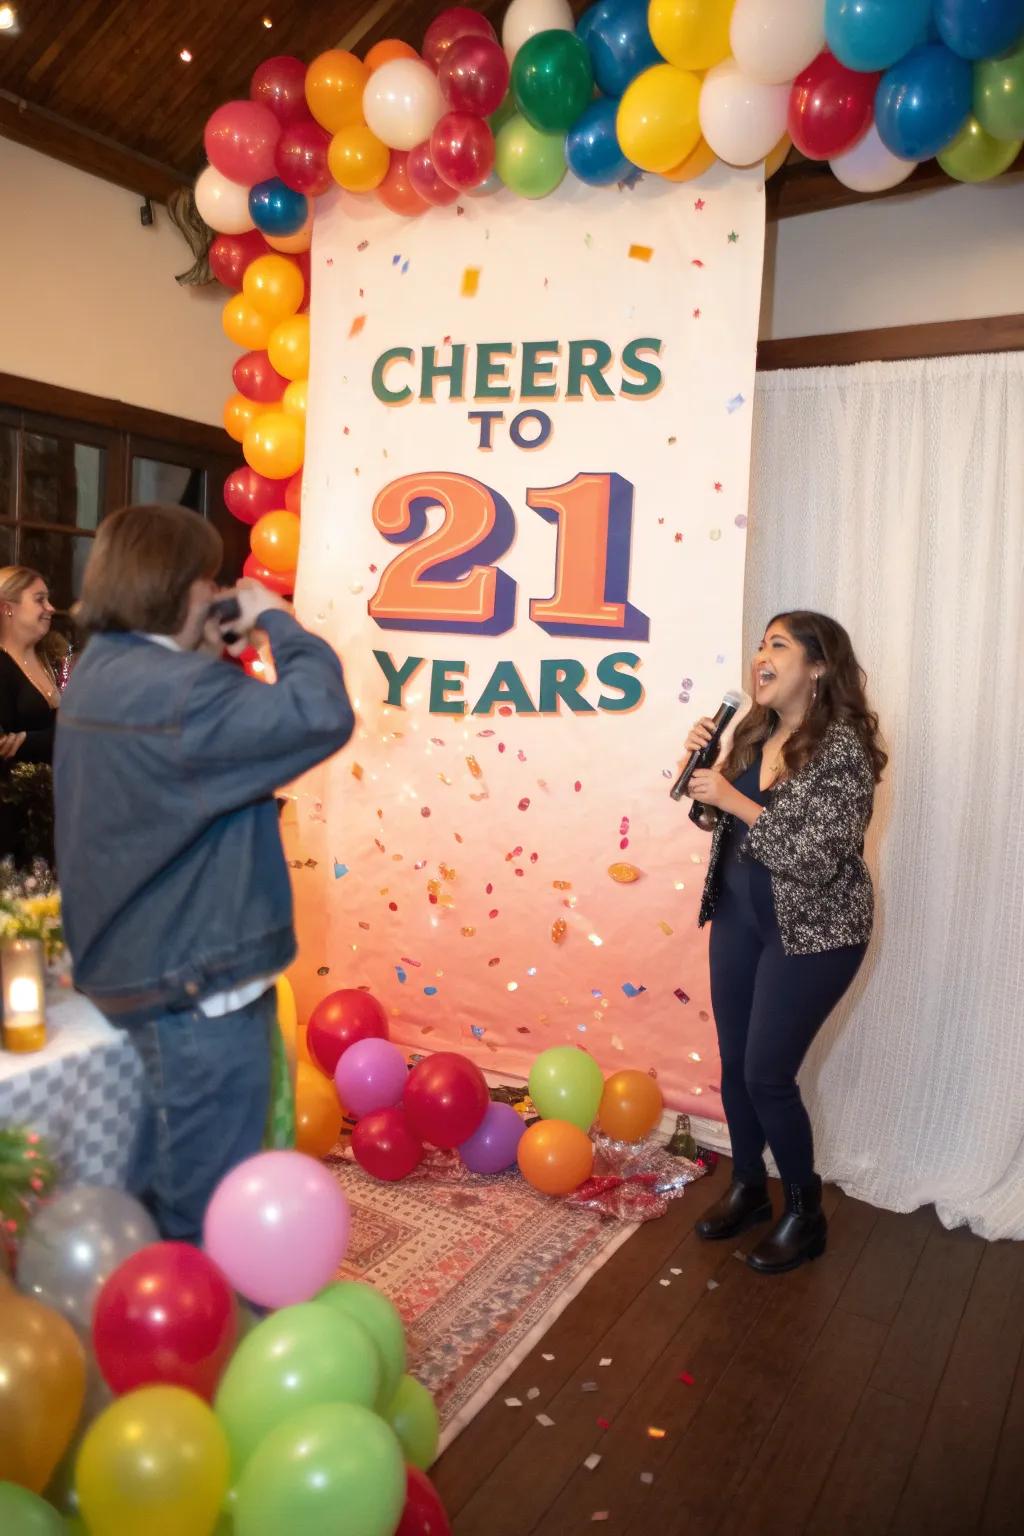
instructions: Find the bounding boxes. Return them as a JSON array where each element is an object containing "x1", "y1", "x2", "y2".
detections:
[
  {"x1": 489, "y1": 92, "x2": 518, "y2": 136},
  {"x1": 939, "y1": 113, "x2": 1022, "y2": 182},
  {"x1": 974, "y1": 44, "x2": 1024, "y2": 142},
  {"x1": 314, "y1": 1280, "x2": 406, "y2": 1409},
  {"x1": 384, "y1": 1373, "x2": 440, "y2": 1471},
  {"x1": 215, "y1": 1302, "x2": 381, "y2": 1477},
  {"x1": 528, "y1": 1045, "x2": 604, "y2": 1132},
  {"x1": 0, "y1": 1483, "x2": 65, "y2": 1536},
  {"x1": 234, "y1": 1403, "x2": 404, "y2": 1536},
  {"x1": 495, "y1": 114, "x2": 567, "y2": 199}
]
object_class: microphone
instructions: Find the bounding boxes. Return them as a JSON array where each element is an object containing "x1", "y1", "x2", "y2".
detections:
[{"x1": 670, "y1": 690, "x2": 745, "y2": 805}]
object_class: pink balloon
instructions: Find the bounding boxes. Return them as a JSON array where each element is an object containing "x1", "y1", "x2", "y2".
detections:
[
  {"x1": 437, "y1": 35, "x2": 509, "y2": 117},
  {"x1": 209, "y1": 228, "x2": 271, "y2": 289},
  {"x1": 232, "y1": 350, "x2": 289, "y2": 403},
  {"x1": 336, "y1": 1038, "x2": 409, "y2": 1118},
  {"x1": 423, "y1": 7, "x2": 497, "y2": 70},
  {"x1": 458, "y1": 1101, "x2": 526, "y2": 1174},
  {"x1": 203, "y1": 1150, "x2": 350, "y2": 1308},
  {"x1": 407, "y1": 141, "x2": 461, "y2": 206},
  {"x1": 275, "y1": 118, "x2": 333, "y2": 196},
  {"x1": 431, "y1": 112, "x2": 494, "y2": 189},
  {"x1": 205, "y1": 100, "x2": 282, "y2": 186},
  {"x1": 224, "y1": 465, "x2": 290, "y2": 523},
  {"x1": 251, "y1": 55, "x2": 310, "y2": 125}
]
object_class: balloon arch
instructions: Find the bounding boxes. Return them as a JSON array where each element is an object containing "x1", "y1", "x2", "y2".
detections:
[{"x1": 197, "y1": 0, "x2": 1024, "y2": 604}]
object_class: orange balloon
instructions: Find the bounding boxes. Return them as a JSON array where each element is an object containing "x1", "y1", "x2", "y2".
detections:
[
  {"x1": 366, "y1": 38, "x2": 420, "y2": 70},
  {"x1": 266, "y1": 211, "x2": 314, "y2": 253},
  {"x1": 243, "y1": 410, "x2": 305, "y2": 479},
  {"x1": 224, "y1": 392, "x2": 266, "y2": 443},
  {"x1": 282, "y1": 378, "x2": 308, "y2": 420},
  {"x1": 0, "y1": 1288, "x2": 86, "y2": 1492},
  {"x1": 328, "y1": 124, "x2": 391, "y2": 193},
  {"x1": 268, "y1": 313, "x2": 311, "y2": 381},
  {"x1": 306, "y1": 50, "x2": 370, "y2": 134},
  {"x1": 295, "y1": 1061, "x2": 343, "y2": 1158},
  {"x1": 297, "y1": 1023, "x2": 317, "y2": 1069},
  {"x1": 663, "y1": 135, "x2": 717, "y2": 183},
  {"x1": 222, "y1": 294, "x2": 273, "y2": 350},
  {"x1": 377, "y1": 150, "x2": 430, "y2": 217},
  {"x1": 597, "y1": 1070, "x2": 664, "y2": 1142},
  {"x1": 517, "y1": 1119, "x2": 594, "y2": 1196},
  {"x1": 251, "y1": 509, "x2": 301, "y2": 573},
  {"x1": 243, "y1": 253, "x2": 304, "y2": 323}
]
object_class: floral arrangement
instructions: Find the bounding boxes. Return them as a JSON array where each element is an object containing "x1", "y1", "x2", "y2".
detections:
[
  {"x1": 0, "y1": 858, "x2": 63, "y2": 963},
  {"x1": 0, "y1": 1126, "x2": 58, "y2": 1277}
]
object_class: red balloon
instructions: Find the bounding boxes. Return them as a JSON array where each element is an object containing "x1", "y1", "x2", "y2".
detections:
[
  {"x1": 209, "y1": 229, "x2": 271, "y2": 289},
  {"x1": 308, "y1": 989, "x2": 389, "y2": 1076},
  {"x1": 285, "y1": 469, "x2": 303, "y2": 514},
  {"x1": 423, "y1": 7, "x2": 497, "y2": 71},
  {"x1": 403, "y1": 1052, "x2": 489, "y2": 1149},
  {"x1": 93, "y1": 1242, "x2": 237, "y2": 1400},
  {"x1": 437, "y1": 35, "x2": 509, "y2": 117},
  {"x1": 396, "y1": 1467, "x2": 453, "y2": 1536},
  {"x1": 225, "y1": 466, "x2": 290, "y2": 524},
  {"x1": 233, "y1": 350, "x2": 289, "y2": 403},
  {"x1": 275, "y1": 118, "x2": 333, "y2": 196},
  {"x1": 377, "y1": 150, "x2": 432, "y2": 216},
  {"x1": 352, "y1": 1106, "x2": 425, "y2": 1182},
  {"x1": 788, "y1": 50, "x2": 879, "y2": 161},
  {"x1": 251, "y1": 55, "x2": 310, "y2": 125},
  {"x1": 205, "y1": 99, "x2": 282, "y2": 185},
  {"x1": 243, "y1": 553, "x2": 294, "y2": 594},
  {"x1": 407, "y1": 141, "x2": 461, "y2": 207},
  {"x1": 431, "y1": 112, "x2": 494, "y2": 189}
]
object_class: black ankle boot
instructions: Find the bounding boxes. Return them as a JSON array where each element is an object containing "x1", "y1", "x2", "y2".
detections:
[
  {"x1": 695, "y1": 1179, "x2": 773, "y2": 1241},
  {"x1": 746, "y1": 1176, "x2": 826, "y2": 1274}
]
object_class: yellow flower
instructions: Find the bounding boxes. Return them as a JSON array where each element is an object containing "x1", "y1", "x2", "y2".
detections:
[{"x1": 22, "y1": 895, "x2": 60, "y2": 920}]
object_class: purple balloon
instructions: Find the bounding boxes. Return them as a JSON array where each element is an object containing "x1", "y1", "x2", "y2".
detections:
[
  {"x1": 335, "y1": 1037, "x2": 409, "y2": 1119},
  {"x1": 458, "y1": 1101, "x2": 526, "y2": 1174}
]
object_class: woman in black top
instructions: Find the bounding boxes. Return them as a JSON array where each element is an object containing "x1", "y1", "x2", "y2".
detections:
[
  {"x1": 683, "y1": 611, "x2": 886, "y2": 1275},
  {"x1": 0, "y1": 566, "x2": 60, "y2": 868}
]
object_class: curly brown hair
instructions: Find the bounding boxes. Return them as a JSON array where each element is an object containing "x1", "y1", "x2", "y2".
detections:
[{"x1": 721, "y1": 611, "x2": 887, "y2": 786}]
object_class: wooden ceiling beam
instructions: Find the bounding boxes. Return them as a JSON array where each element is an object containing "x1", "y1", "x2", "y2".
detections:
[
  {"x1": 0, "y1": 90, "x2": 188, "y2": 203},
  {"x1": 768, "y1": 146, "x2": 1024, "y2": 220}
]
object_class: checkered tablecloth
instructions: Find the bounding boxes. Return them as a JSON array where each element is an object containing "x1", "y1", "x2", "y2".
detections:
[{"x1": 0, "y1": 988, "x2": 144, "y2": 1186}]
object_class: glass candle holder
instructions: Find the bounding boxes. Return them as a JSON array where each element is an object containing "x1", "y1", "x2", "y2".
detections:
[{"x1": 2, "y1": 936, "x2": 47, "y2": 1053}]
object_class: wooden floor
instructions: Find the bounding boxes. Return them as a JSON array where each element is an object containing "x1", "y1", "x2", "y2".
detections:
[{"x1": 433, "y1": 1159, "x2": 1024, "y2": 1536}]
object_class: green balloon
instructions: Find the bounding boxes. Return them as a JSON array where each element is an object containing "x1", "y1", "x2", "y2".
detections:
[
  {"x1": 512, "y1": 30, "x2": 594, "y2": 134},
  {"x1": 314, "y1": 1280, "x2": 406, "y2": 1410},
  {"x1": 939, "y1": 114, "x2": 1022, "y2": 182},
  {"x1": 384, "y1": 1374, "x2": 440, "y2": 1471},
  {"x1": 528, "y1": 1045, "x2": 603, "y2": 1132},
  {"x1": 975, "y1": 44, "x2": 1024, "y2": 142},
  {"x1": 0, "y1": 1483, "x2": 65, "y2": 1536},
  {"x1": 495, "y1": 115, "x2": 567, "y2": 199},
  {"x1": 234, "y1": 1403, "x2": 404, "y2": 1536},
  {"x1": 489, "y1": 91, "x2": 518, "y2": 136},
  {"x1": 215, "y1": 1302, "x2": 381, "y2": 1477}
]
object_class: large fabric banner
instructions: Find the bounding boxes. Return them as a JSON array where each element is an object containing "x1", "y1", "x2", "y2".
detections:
[{"x1": 289, "y1": 168, "x2": 764, "y2": 1117}]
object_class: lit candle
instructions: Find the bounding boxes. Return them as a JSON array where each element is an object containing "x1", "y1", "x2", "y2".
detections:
[
  {"x1": 9, "y1": 976, "x2": 41, "y2": 1015},
  {"x1": 2, "y1": 936, "x2": 47, "y2": 1051}
]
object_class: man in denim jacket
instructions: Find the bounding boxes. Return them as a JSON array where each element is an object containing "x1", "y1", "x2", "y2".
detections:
[{"x1": 54, "y1": 503, "x2": 354, "y2": 1241}]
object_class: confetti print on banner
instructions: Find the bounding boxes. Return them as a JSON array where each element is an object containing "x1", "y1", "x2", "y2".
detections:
[
  {"x1": 461, "y1": 267, "x2": 481, "y2": 297},
  {"x1": 628, "y1": 244, "x2": 654, "y2": 262}
]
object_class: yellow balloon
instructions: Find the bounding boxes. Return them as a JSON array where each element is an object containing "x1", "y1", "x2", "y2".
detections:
[
  {"x1": 649, "y1": 0, "x2": 735, "y2": 71},
  {"x1": 222, "y1": 295, "x2": 273, "y2": 350},
  {"x1": 276, "y1": 975, "x2": 298, "y2": 1039},
  {"x1": 282, "y1": 378, "x2": 309, "y2": 420},
  {"x1": 662, "y1": 134, "x2": 717, "y2": 181},
  {"x1": 764, "y1": 131, "x2": 791, "y2": 179},
  {"x1": 295, "y1": 1060, "x2": 344, "y2": 1159},
  {"x1": 268, "y1": 314, "x2": 311, "y2": 382},
  {"x1": 328, "y1": 124, "x2": 391, "y2": 192},
  {"x1": 0, "y1": 1288, "x2": 85, "y2": 1492},
  {"x1": 243, "y1": 410, "x2": 305, "y2": 480},
  {"x1": 617, "y1": 63, "x2": 702, "y2": 174},
  {"x1": 242, "y1": 253, "x2": 305, "y2": 323},
  {"x1": 224, "y1": 392, "x2": 265, "y2": 443},
  {"x1": 76, "y1": 1385, "x2": 229, "y2": 1536},
  {"x1": 266, "y1": 212, "x2": 313, "y2": 253}
]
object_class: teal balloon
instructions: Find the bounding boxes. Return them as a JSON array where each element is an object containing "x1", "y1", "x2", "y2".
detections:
[
  {"x1": 215, "y1": 1301, "x2": 381, "y2": 1477},
  {"x1": 314, "y1": 1280, "x2": 406, "y2": 1409},
  {"x1": 495, "y1": 115, "x2": 567, "y2": 198},
  {"x1": 528, "y1": 1046, "x2": 603, "y2": 1132},
  {"x1": 938, "y1": 113, "x2": 1022, "y2": 179},
  {"x1": 512, "y1": 30, "x2": 594, "y2": 134},
  {"x1": 234, "y1": 1403, "x2": 405, "y2": 1536},
  {"x1": 384, "y1": 1374, "x2": 440, "y2": 1470},
  {"x1": 0, "y1": 1483, "x2": 65, "y2": 1536},
  {"x1": 975, "y1": 42, "x2": 1024, "y2": 140}
]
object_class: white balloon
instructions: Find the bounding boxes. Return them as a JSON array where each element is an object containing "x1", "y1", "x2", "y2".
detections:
[
  {"x1": 502, "y1": 0, "x2": 574, "y2": 64},
  {"x1": 830, "y1": 122, "x2": 918, "y2": 193},
  {"x1": 699, "y1": 59, "x2": 790, "y2": 166},
  {"x1": 730, "y1": 0, "x2": 825, "y2": 86},
  {"x1": 363, "y1": 59, "x2": 445, "y2": 152},
  {"x1": 195, "y1": 164, "x2": 254, "y2": 234}
]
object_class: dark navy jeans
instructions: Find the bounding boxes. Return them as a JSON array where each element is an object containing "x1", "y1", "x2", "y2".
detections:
[{"x1": 123, "y1": 989, "x2": 275, "y2": 1242}]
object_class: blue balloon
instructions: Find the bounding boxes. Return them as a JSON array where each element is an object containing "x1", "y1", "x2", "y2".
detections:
[
  {"x1": 578, "y1": 0, "x2": 660, "y2": 97},
  {"x1": 875, "y1": 44, "x2": 972, "y2": 160},
  {"x1": 248, "y1": 179, "x2": 308, "y2": 238},
  {"x1": 566, "y1": 98, "x2": 636, "y2": 186},
  {"x1": 825, "y1": 0, "x2": 931, "y2": 73},
  {"x1": 933, "y1": 0, "x2": 1024, "y2": 62}
]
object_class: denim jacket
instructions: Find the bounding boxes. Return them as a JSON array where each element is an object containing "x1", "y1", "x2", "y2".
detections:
[{"x1": 54, "y1": 611, "x2": 353, "y2": 1026}]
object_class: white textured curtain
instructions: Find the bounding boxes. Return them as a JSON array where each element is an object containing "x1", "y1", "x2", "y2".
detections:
[{"x1": 744, "y1": 352, "x2": 1024, "y2": 1240}]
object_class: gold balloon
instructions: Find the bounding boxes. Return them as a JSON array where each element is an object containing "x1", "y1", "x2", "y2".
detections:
[{"x1": 0, "y1": 1287, "x2": 86, "y2": 1492}]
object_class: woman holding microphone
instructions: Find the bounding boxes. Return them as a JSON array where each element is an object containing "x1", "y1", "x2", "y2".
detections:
[{"x1": 683, "y1": 611, "x2": 886, "y2": 1275}]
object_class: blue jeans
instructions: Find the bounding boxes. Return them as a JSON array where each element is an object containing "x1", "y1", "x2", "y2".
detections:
[{"x1": 124, "y1": 990, "x2": 274, "y2": 1242}]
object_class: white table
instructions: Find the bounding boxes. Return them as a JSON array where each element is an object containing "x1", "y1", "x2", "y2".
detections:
[{"x1": 0, "y1": 988, "x2": 144, "y2": 1186}]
